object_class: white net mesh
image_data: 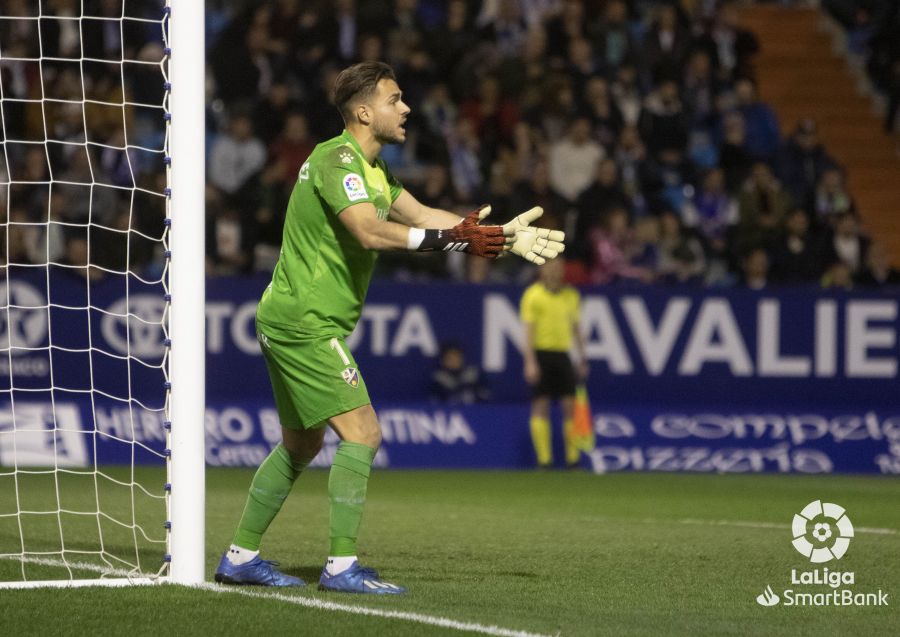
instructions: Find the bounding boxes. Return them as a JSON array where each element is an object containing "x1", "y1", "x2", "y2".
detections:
[{"x1": 0, "y1": 0, "x2": 171, "y2": 583}]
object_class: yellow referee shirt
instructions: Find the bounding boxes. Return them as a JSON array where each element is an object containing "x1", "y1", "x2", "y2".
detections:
[{"x1": 520, "y1": 282, "x2": 581, "y2": 352}]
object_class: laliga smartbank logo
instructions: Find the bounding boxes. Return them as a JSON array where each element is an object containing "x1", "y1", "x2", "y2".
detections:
[
  {"x1": 791, "y1": 500, "x2": 853, "y2": 563},
  {"x1": 755, "y1": 500, "x2": 889, "y2": 608}
]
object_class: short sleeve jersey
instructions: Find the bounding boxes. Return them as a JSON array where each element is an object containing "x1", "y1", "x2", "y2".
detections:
[
  {"x1": 520, "y1": 282, "x2": 581, "y2": 352},
  {"x1": 256, "y1": 130, "x2": 403, "y2": 336}
]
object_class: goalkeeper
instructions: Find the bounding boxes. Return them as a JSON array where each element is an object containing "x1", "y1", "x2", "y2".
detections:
[
  {"x1": 520, "y1": 257, "x2": 588, "y2": 469},
  {"x1": 215, "y1": 62, "x2": 564, "y2": 594}
]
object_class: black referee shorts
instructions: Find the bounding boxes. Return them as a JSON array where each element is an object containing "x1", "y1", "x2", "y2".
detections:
[{"x1": 532, "y1": 350, "x2": 576, "y2": 399}]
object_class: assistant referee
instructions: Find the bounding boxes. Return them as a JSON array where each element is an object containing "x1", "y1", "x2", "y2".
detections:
[{"x1": 520, "y1": 258, "x2": 588, "y2": 469}]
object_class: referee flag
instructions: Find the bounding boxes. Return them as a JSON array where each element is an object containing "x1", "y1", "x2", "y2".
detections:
[{"x1": 571, "y1": 385, "x2": 596, "y2": 453}]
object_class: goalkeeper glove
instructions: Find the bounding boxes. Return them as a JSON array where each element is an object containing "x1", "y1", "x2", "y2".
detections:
[
  {"x1": 502, "y1": 206, "x2": 566, "y2": 265},
  {"x1": 414, "y1": 205, "x2": 505, "y2": 258}
]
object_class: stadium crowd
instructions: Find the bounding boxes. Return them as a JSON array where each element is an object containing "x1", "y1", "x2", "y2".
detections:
[
  {"x1": 823, "y1": 0, "x2": 900, "y2": 135},
  {"x1": 2, "y1": 0, "x2": 898, "y2": 289}
]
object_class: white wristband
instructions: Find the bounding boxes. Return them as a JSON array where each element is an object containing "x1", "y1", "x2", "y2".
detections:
[{"x1": 406, "y1": 227, "x2": 425, "y2": 250}]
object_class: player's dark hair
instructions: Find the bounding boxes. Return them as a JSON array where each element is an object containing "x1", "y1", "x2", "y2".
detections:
[{"x1": 333, "y1": 62, "x2": 397, "y2": 124}]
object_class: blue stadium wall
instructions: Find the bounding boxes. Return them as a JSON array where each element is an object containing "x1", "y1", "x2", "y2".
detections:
[{"x1": 2, "y1": 272, "x2": 899, "y2": 474}]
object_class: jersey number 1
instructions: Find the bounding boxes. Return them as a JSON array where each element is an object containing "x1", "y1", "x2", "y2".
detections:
[{"x1": 329, "y1": 337, "x2": 351, "y2": 367}]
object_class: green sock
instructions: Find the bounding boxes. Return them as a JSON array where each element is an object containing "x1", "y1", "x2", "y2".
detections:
[
  {"x1": 232, "y1": 443, "x2": 311, "y2": 550},
  {"x1": 328, "y1": 441, "x2": 377, "y2": 556}
]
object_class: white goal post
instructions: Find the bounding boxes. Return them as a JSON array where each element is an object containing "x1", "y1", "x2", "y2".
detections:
[
  {"x1": 0, "y1": 0, "x2": 205, "y2": 588},
  {"x1": 167, "y1": 0, "x2": 205, "y2": 587}
]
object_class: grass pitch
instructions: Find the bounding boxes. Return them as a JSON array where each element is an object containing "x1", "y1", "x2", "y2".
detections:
[{"x1": 2, "y1": 468, "x2": 899, "y2": 636}]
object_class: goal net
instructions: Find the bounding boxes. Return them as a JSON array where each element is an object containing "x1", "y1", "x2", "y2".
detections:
[{"x1": 0, "y1": 0, "x2": 203, "y2": 587}]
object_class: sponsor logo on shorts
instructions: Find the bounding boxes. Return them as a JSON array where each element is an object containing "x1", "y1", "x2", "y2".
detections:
[
  {"x1": 342, "y1": 367, "x2": 360, "y2": 388},
  {"x1": 343, "y1": 173, "x2": 368, "y2": 201}
]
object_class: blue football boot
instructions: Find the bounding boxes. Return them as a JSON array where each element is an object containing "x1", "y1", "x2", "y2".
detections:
[
  {"x1": 318, "y1": 561, "x2": 406, "y2": 594},
  {"x1": 214, "y1": 552, "x2": 305, "y2": 586}
]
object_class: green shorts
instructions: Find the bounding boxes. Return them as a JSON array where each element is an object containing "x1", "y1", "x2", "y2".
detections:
[{"x1": 256, "y1": 319, "x2": 371, "y2": 430}]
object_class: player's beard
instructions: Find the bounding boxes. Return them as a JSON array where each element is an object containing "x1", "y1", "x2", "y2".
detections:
[{"x1": 372, "y1": 117, "x2": 405, "y2": 145}]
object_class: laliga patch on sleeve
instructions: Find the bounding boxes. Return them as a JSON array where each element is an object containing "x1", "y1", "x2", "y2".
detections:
[{"x1": 343, "y1": 173, "x2": 368, "y2": 201}]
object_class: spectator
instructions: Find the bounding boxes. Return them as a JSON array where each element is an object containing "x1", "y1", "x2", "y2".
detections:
[
  {"x1": 591, "y1": 0, "x2": 635, "y2": 73},
  {"x1": 737, "y1": 162, "x2": 793, "y2": 249},
  {"x1": 357, "y1": 33, "x2": 385, "y2": 64},
  {"x1": 80, "y1": 0, "x2": 147, "y2": 61},
  {"x1": 418, "y1": 164, "x2": 457, "y2": 211},
  {"x1": 567, "y1": 37, "x2": 600, "y2": 98},
  {"x1": 857, "y1": 243, "x2": 900, "y2": 287},
  {"x1": 509, "y1": 160, "x2": 569, "y2": 233},
  {"x1": 270, "y1": 112, "x2": 316, "y2": 178},
  {"x1": 537, "y1": 74, "x2": 580, "y2": 140},
  {"x1": 695, "y1": 3, "x2": 759, "y2": 81},
  {"x1": 718, "y1": 111, "x2": 754, "y2": 194},
  {"x1": 460, "y1": 75, "x2": 520, "y2": 147},
  {"x1": 499, "y1": 24, "x2": 551, "y2": 92},
  {"x1": 582, "y1": 77, "x2": 623, "y2": 150},
  {"x1": 60, "y1": 232, "x2": 103, "y2": 283},
  {"x1": 4, "y1": 205, "x2": 43, "y2": 266},
  {"x1": 210, "y1": 12, "x2": 275, "y2": 103},
  {"x1": 587, "y1": 207, "x2": 653, "y2": 285},
  {"x1": 769, "y1": 208, "x2": 823, "y2": 284},
  {"x1": 63, "y1": 149, "x2": 118, "y2": 226},
  {"x1": 548, "y1": 117, "x2": 604, "y2": 203},
  {"x1": 294, "y1": 2, "x2": 339, "y2": 77},
  {"x1": 478, "y1": 0, "x2": 529, "y2": 59},
  {"x1": 428, "y1": 0, "x2": 478, "y2": 79},
  {"x1": 206, "y1": 202, "x2": 250, "y2": 276},
  {"x1": 682, "y1": 49, "x2": 721, "y2": 130},
  {"x1": 575, "y1": 158, "x2": 631, "y2": 257},
  {"x1": 681, "y1": 167, "x2": 738, "y2": 257},
  {"x1": 13, "y1": 0, "x2": 899, "y2": 289},
  {"x1": 821, "y1": 260, "x2": 854, "y2": 290},
  {"x1": 613, "y1": 124, "x2": 649, "y2": 215},
  {"x1": 641, "y1": 4, "x2": 690, "y2": 85},
  {"x1": 545, "y1": 0, "x2": 588, "y2": 62},
  {"x1": 253, "y1": 81, "x2": 300, "y2": 145},
  {"x1": 813, "y1": 168, "x2": 855, "y2": 226},
  {"x1": 208, "y1": 111, "x2": 267, "y2": 200},
  {"x1": 657, "y1": 208, "x2": 706, "y2": 285},
  {"x1": 775, "y1": 118, "x2": 837, "y2": 210},
  {"x1": 610, "y1": 62, "x2": 643, "y2": 127},
  {"x1": 643, "y1": 147, "x2": 696, "y2": 214},
  {"x1": 418, "y1": 82, "x2": 458, "y2": 141},
  {"x1": 738, "y1": 246, "x2": 770, "y2": 290},
  {"x1": 639, "y1": 78, "x2": 689, "y2": 155},
  {"x1": 302, "y1": 63, "x2": 345, "y2": 139},
  {"x1": 631, "y1": 215, "x2": 662, "y2": 274},
  {"x1": 447, "y1": 118, "x2": 486, "y2": 202},
  {"x1": 430, "y1": 342, "x2": 490, "y2": 404},
  {"x1": 823, "y1": 213, "x2": 869, "y2": 276},
  {"x1": 733, "y1": 78, "x2": 780, "y2": 163}
]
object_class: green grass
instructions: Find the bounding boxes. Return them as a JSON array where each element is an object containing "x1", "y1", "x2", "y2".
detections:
[{"x1": 2, "y1": 469, "x2": 899, "y2": 636}]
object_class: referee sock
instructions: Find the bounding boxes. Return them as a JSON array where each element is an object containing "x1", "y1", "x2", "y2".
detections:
[
  {"x1": 328, "y1": 441, "x2": 377, "y2": 557},
  {"x1": 231, "y1": 443, "x2": 312, "y2": 552},
  {"x1": 530, "y1": 415, "x2": 552, "y2": 466}
]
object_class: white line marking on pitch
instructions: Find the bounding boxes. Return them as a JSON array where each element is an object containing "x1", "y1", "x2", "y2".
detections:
[
  {"x1": 0, "y1": 556, "x2": 553, "y2": 637},
  {"x1": 673, "y1": 518, "x2": 898, "y2": 535},
  {"x1": 0, "y1": 555, "x2": 136, "y2": 577},
  {"x1": 196, "y1": 583, "x2": 554, "y2": 637}
]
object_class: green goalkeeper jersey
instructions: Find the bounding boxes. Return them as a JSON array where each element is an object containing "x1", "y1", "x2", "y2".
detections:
[{"x1": 256, "y1": 130, "x2": 404, "y2": 336}]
